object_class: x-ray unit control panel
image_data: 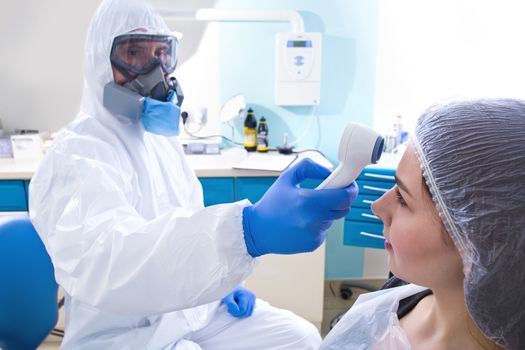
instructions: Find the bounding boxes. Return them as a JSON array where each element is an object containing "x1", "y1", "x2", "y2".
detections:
[{"x1": 275, "y1": 32, "x2": 322, "y2": 106}]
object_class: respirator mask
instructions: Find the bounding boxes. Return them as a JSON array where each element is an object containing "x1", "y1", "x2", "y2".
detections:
[{"x1": 103, "y1": 33, "x2": 184, "y2": 121}]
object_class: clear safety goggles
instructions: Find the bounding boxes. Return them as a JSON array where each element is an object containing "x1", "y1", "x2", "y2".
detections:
[{"x1": 110, "y1": 33, "x2": 179, "y2": 75}]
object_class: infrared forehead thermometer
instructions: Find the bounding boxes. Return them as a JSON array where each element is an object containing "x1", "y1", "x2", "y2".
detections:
[{"x1": 316, "y1": 123, "x2": 384, "y2": 190}]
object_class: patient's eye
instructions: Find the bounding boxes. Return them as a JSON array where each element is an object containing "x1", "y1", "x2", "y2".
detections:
[{"x1": 395, "y1": 187, "x2": 407, "y2": 207}]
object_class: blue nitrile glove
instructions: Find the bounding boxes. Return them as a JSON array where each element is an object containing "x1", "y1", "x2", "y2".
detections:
[
  {"x1": 243, "y1": 158, "x2": 359, "y2": 257},
  {"x1": 141, "y1": 90, "x2": 181, "y2": 136},
  {"x1": 222, "y1": 286, "x2": 256, "y2": 318}
]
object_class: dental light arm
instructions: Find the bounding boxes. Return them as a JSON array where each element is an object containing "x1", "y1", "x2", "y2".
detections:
[{"x1": 159, "y1": 9, "x2": 305, "y2": 33}]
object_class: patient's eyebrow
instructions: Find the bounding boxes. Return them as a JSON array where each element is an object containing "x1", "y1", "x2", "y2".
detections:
[{"x1": 395, "y1": 175, "x2": 412, "y2": 198}]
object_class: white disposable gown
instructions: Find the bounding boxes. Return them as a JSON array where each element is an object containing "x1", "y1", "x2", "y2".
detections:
[
  {"x1": 320, "y1": 284, "x2": 427, "y2": 350},
  {"x1": 28, "y1": 0, "x2": 321, "y2": 348}
]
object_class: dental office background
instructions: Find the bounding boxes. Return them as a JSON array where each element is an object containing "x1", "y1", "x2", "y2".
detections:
[{"x1": 1, "y1": 0, "x2": 525, "y2": 279}]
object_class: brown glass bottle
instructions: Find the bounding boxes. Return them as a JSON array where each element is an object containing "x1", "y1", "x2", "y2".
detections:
[{"x1": 243, "y1": 108, "x2": 257, "y2": 152}]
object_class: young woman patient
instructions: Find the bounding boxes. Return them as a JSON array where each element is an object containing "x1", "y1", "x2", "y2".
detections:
[{"x1": 321, "y1": 99, "x2": 525, "y2": 350}]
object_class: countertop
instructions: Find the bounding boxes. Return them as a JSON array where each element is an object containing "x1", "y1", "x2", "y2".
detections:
[{"x1": 0, "y1": 147, "x2": 333, "y2": 180}]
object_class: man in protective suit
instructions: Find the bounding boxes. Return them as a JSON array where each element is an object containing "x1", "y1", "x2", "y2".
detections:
[{"x1": 29, "y1": 0, "x2": 358, "y2": 348}]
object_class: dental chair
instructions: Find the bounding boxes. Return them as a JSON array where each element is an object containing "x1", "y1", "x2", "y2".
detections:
[{"x1": 0, "y1": 215, "x2": 59, "y2": 350}]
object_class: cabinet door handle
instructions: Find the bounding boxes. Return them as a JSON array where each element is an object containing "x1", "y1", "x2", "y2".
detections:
[
  {"x1": 362, "y1": 185, "x2": 389, "y2": 193},
  {"x1": 363, "y1": 173, "x2": 395, "y2": 181},
  {"x1": 359, "y1": 231, "x2": 385, "y2": 240},
  {"x1": 361, "y1": 213, "x2": 380, "y2": 221},
  {"x1": 0, "y1": 211, "x2": 28, "y2": 217}
]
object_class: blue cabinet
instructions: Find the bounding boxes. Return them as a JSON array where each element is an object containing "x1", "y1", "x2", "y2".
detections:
[
  {"x1": 0, "y1": 180, "x2": 28, "y2": 211},
  {"x1": 24, "y1": 180, "x2": 30, "y2": 198},
  {"x1": 200, "y1": 177, "x2": 279, "y2": 207},
  {"x1": 353, "y1": 194, "x2": 382, "y2": 208},
  {"x1": 343, "y1": 167, "x2": 395, "y2": 249},
  {"x1": 235, "y1": 177, "x2": 277, "y2": 203},
  {"x1": 1, "y1": 177, "x2": 270, "y2": 211},
  {"x1": 346, "y1": 207, "x2": 382, "y2": 224},
  {"x1": 199, "y1": 178, "x2": 235, "y2": 206},
  {"x1": 344, "y1": 221, "x2": 386, "y2": 249}
]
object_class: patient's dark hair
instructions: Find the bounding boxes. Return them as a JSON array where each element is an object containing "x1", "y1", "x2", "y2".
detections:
[{"x1": 421, "y1": 175, "x2": 454, "y2": 248}]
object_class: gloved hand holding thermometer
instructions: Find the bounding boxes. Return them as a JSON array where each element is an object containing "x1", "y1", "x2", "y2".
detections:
[{"x1": 242, "y1": 123, "x2": 383, "y2": 257}]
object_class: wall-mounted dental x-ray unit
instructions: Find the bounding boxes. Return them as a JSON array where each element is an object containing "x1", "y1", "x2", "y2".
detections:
[{"x1": 275, "y1": 32, "x2": 322, "y2": 106}]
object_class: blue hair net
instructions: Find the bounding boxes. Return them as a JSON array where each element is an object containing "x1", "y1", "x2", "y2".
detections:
[{"x1": 413, "y1": 99, "x2": 525, "y2": 350}]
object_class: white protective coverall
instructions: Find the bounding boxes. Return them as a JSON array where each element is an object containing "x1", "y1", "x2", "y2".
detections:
[{"x1": 28, "y1": 0, "x2": 321, "y2": 348}]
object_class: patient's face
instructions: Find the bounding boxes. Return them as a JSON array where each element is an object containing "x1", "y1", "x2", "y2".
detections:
[{"x1": 371, "y1": 143, "x2": 464, "y2": 290}]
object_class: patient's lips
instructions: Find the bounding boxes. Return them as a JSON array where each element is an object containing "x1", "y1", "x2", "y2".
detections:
[{"x1": 383, "y1": 232, "x2": 392, "y2": 250}]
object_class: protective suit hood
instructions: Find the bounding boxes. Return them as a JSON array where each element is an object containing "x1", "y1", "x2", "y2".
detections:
[{"x1": 81, "y1": 0, "x2": 171, "y2": 126}]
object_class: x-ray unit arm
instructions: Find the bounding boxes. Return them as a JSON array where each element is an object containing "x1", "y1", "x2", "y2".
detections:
[{"x1": 158, "y1": 8, "x2": 305, "y2": 33}]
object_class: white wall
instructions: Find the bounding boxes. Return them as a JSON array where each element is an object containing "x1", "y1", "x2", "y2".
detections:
[
  {"x1": 0, "y1": 0, "x2": 101, "y2": 132},
  {"x1": 0, "y1": 0, "x2": 219, "y2": 134},
  {"x1": 373, "y1": 0, "x2": 525, "y2": 135},
  {"x1": 157, "y1": 0, "x2": 222, "y2": 140},
  {"x1": 169, "y1": 21, "x2": 221, "y2": 140}
]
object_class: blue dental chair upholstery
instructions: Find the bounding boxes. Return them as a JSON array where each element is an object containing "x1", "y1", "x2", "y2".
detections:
[{"x1": 0, "y1": 215, "x2": 58, "y2": 350}]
